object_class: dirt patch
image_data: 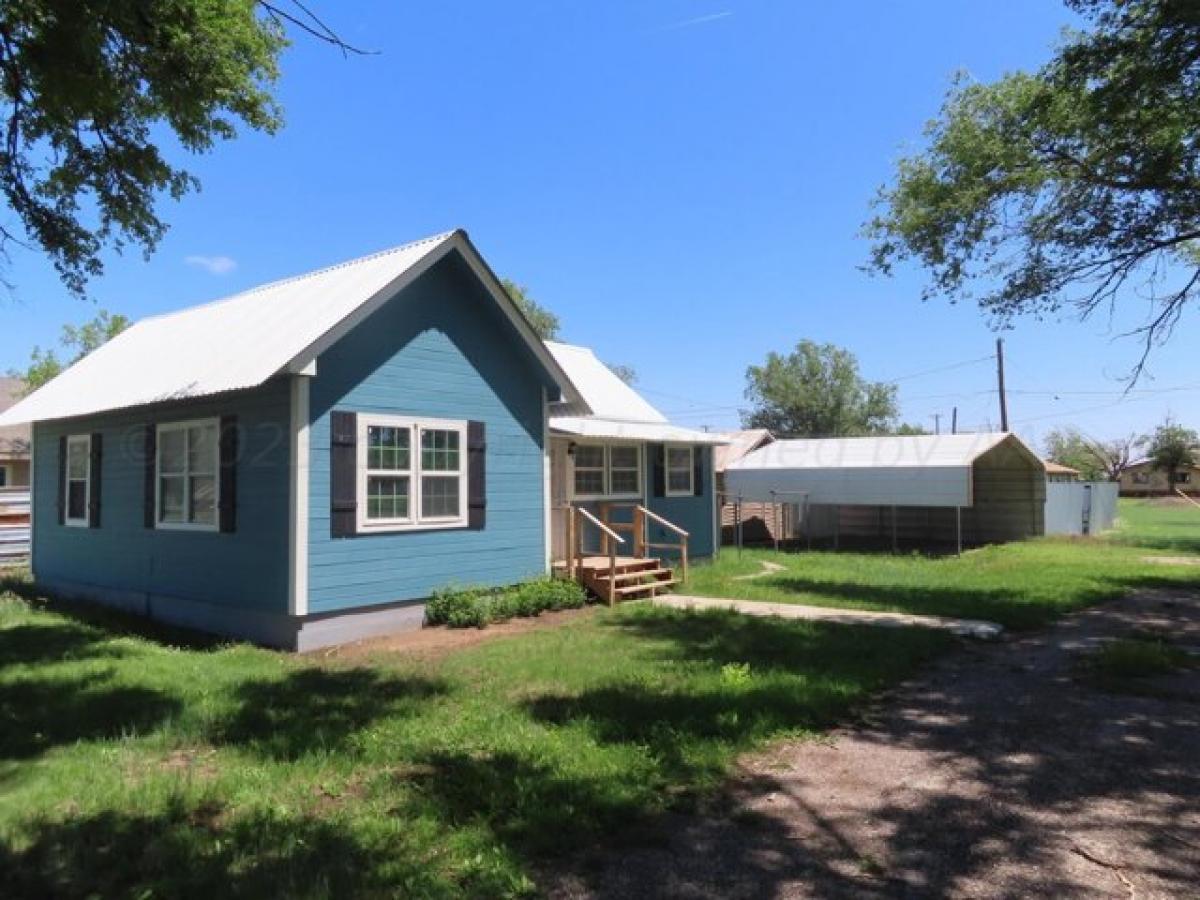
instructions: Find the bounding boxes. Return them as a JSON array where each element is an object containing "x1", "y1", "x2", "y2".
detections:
[
  {"x1": 317, "y1": 605, "x2": 600, "y2": 662},
  {"x1": 1142, "y1": 555, "x2": 1200, "y2": 567},
  {"x1": 547, "y1": 587, "x2": 1200, "y2": 899}
]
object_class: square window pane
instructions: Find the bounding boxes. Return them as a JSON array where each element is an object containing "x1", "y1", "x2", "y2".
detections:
[
  {"x1": 668, "y1": 470, "x2": 692, "y2": 493},
  {"x1": 160, "y1": 429, "x2": 186, "y2": 475},
  {"x1": 611, "y1": 469, "x2": 639, "y2": 494},
  {"x1": 188, "y1": 424, "x2": 216, "y2": 475},
  {"x1": 610, "y1": 446, "x2": 638, "y2": 469},
  {"x1": 160, "y1": 476, "x2": 185, "y2": 523},
  {"x1": 367, "y1": 426, "x2": 410, "y2": 471},
  {"x1": 67, "y1": 439, "x2": 89, "y2": 478},
  {"x1": 667, "y1": 447, "x2": 692, "y2": 470},
  {"x1": 190, "y1": 475, "x2": 216, "y2": 524},
  {"x1": 67, "y1": 479, "x2": 87, "y2": 520},
  {"x1": 421, "y1": 476, "x2": 460, "y2": 518},
  {"x1": 574, "y1": 470, "x2": 605, "y2": 496},
  {"x1": 367, "y1": 475, "x2": 409, "y2": 520},
  {"x1": 574, "y1": 445, "x2": 604, "y2": 468},
  {"x1": 421, "y1": 429, "x2": 460, "y2": 471}
]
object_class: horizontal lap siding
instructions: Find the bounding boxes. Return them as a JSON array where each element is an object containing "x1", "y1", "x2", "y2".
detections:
[
  {"x1": 646, "y1": 444, "x2": 716, "y2": 558},
  {"x1": 32, "y1": 381, "x2": 291, "y2": 612},
  {"x1": 307, "y1": 255, "x2": 549, "y2": 613}
]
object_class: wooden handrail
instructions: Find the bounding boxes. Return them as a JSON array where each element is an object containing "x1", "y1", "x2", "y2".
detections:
[
  {"x1": 638, "y1": 505, "x2": 689, "y2": 538},
  {"x1": 576, "y1": 506, "x2": 626, "y2": 545}
]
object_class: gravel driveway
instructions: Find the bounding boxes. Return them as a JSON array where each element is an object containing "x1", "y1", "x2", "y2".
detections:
[{"x1": 548, "y1": 587, "x2": 1200, "y2": 898}]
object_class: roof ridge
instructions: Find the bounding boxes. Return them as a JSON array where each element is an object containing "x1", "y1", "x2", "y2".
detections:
[{"x1": 139, "y1": 230, "x2": 459, "y2": 327}]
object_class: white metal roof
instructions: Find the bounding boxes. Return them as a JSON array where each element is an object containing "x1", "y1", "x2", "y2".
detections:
[
  {"x1": 714, "y1": 428, "x2": 773, "y2": 471},
  {"x1": 725, "y1": 432, "x2": 1041, "y2": 508},
  {"x1": 550, "y1": 416, "x2": 727, "y2": 445},
  {"x1": 0, "y1": 230, "x2": 582, "y2": 426},
  {"x1": 545, "y1": 342, "x2": 667, "y2": 424}
]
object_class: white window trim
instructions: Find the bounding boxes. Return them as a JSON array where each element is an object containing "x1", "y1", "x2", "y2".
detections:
[
  {"x1": 569, "y1": 441, "x2": 643, "y2": 501},
  {"x1": 664, "y1": 444, "x2": 695, "y2": 497},
  {"x1": 155, "y1": 418, "x2": 221, "y2": 533},
  {"x1": 356, "y1": 414, "x2": 468, "y2": 533},
  {"x1": 64, "y1": 434, "x2": 91, "y2": 527}
]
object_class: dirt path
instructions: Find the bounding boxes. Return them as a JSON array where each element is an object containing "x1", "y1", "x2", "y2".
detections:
[{"x1": 549, "y1": 588, "x2": 1200, "y2": 898}]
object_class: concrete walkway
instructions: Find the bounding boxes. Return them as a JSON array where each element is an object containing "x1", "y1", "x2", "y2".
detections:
[{"x1": 655, "y1": 594, "x2": 1005, "y2": 640}]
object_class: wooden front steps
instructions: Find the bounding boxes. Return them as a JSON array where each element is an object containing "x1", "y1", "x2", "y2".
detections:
[{"x1": 567, "y1": 556, "x2": 680, "y2": 603}]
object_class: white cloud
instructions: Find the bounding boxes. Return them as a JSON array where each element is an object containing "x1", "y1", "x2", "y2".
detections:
[
  {"x1": 185, "y1": 254, "x2": 237, "y2": 275},
  {"x1": 649, "y1": 11, "x2": 733, "y2": 34}
]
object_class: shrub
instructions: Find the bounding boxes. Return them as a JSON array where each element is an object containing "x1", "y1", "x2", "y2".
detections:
[{"x1": 425, "y1": 578, "x2": 589, "y2": 629}]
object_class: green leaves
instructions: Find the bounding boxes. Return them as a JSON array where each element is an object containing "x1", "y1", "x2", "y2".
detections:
[
  {"x1": 0, "y1": 1, "x2": 287, "y2": 296},
  {"x1": 867, "y1": 1, "x2": 1200, "y2": 377}
]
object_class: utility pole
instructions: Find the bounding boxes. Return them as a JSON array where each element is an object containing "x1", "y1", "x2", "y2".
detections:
[
  {"x1": 951, "y1": 406, "x2": 958, "y2": 434},
  {"x1": 931, "y1": 413, "x2": 941, "y2": 435},
  {"x1": 996, "y1": 337, "x2": 1009, "y2": 432}
]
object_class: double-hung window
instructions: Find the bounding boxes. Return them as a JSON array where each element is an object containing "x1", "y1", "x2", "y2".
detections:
[
  {"x1": 64, "y1": 434, "x2": 91, "y2": 526},
  {"x1": 571, "y1": 443, "x2": 642, "y2": 499},
  {"x1": 358, "y1": 415, "x2": 466, "y2": 531},
  {"x1": 157, "y1": 419, "x2": 219, "y2": 530},
  {"x1": 665, "y1": 445, "x2": 695, "y2": 496}
]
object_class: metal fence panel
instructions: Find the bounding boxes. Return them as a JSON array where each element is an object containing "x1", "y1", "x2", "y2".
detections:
[{"x1": 1044, "y1": 482, "x2": 1119, "y2": 536}]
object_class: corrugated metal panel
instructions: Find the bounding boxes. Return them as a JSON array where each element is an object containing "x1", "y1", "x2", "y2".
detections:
[
  {"x1": 549, "y1": 416, "x2": 727, "y2": 444},
  {"x1": 729, "y1": 432, "x2": 1014, "y2": 470},
  {"x1": 545, "y1": 342, "x2": 667, "y2": 424},
  {"x1": 0, "y1": 231, "x2": 583, "y2": 427}
]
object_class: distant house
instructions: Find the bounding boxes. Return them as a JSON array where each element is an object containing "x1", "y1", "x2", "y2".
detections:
[
  {"x1": 0, "y1": 377, "x2": 31, "y2": 489},
  {"x1": 1119, "y1": 459, "x2": 1200, "y2": 496},
  {"x1": 1043, "y1": 461, "x2": 1082, "y2": 483},
  {"x1": 0, "y1": 230, "x2": 721, "y2": 649}
]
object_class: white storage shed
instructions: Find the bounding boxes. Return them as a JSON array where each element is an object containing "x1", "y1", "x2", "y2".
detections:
[{"x1": 725, "y1": 432, "x2": 1046, "y2": 550}]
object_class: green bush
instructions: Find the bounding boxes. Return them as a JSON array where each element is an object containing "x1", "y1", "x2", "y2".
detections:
[{"x1": 425, "y1": 578, "x2": 589, "y2": 629}]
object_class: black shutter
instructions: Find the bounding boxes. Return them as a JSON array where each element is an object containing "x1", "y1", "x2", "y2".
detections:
[
  {"x1": 330, "y1": 411, "x2": 358, "y2": 537},
  {"x1": 693, "y1": 446, "x2": 704, "y2": 497},
  {"x1": 56, "y1": 435, "x2": 66, "y2": 525},
  {"x1": 467, "y1": 420, "x2": 486, "y2": 530},
  {"x1": 88, "y1": 433, "x2": 103, "y2": 527},
  {"x1": 143, "y1": 424, "x2": 157, "y2": 529},
  {"x1": 652, "y1": 443, "x2": 665, "y2": 497},
  {"x1": 219, "y1": 415, "x2": 238, "y2": 533}
]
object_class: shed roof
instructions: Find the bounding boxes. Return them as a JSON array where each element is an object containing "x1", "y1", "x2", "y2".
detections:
[
  {"x1": 0, "y1": 230, "x2": 582, "y2": 427},
  {"x1": 0, "y1": 377, "x2": 30, "y2": 457},
  {"x1": 1043, "y1": 461, "x2": 1081, "y2": 476},
  {"x1": 725, "y1": 432, "x2": 1042, "y2": 508}
]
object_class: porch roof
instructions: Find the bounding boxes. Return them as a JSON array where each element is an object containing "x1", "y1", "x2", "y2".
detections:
[{"x1": 550, "y1": 416, "x2": 727, "y2": 445}]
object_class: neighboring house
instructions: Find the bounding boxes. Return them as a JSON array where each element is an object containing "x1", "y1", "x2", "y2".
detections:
[
  {"x1": 1119, "y1": 459, "x2": 1200, "y2": 496},
  {"x1": 0, "y1": 230, "x2": 721, "y2": 649},
  {"x1": 1044, "y1": 461, "x2": 1082, "y2": 483},
  {"x1": 0, "y1": 377, "x2": 32, "y2": 489}
]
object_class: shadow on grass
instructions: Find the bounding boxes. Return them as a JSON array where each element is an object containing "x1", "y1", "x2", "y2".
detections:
[
  {"x1": 0, "y1": 672, "x2": 182, "y2": 760},
  {"x1": 0, "y1": 799, "x2": 446, "y2": 900},
  {"x1": 213, "y1": 667, "x2": 447, "y2": 760},
  {"x1": 0, "y1": 621, "x2": 134, "y2": 667},
  {"x1": 1107, "y1": 533, "x2": 1200, "y2": 554}
]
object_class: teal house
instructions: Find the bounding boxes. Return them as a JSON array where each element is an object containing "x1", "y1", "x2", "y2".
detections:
[{"x1": 0, "y1": 231, "x2": 722, "y2": 649}]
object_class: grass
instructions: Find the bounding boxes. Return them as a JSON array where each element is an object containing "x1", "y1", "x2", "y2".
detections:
[
  {"x1": 1084, "y1": 636, "x2": 1194, "y2": 679},
  {"x1": 0, "y1": 576, "x2": 949, "y2": 898},
  {"x1": 684, "y1": 499, "x2": 1200, "y2": 630}
]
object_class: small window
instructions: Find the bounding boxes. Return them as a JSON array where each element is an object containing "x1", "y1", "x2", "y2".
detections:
[
  {"x1": 1133, "y1": 471, "x2": 1150, "y2": 485},
  {"x1": 572, "y1": 445, "x2": 607, "y2": 498},
  {"x1": 64, "y1": 435, "x2": 91, "y2": 526},
  {"x1": 0, "y1": 466, "x2": 7, "y2": 487},
  {"x1": 358, "y1": 416, "x2": 467, "y2": 531},
  {"x1": 1177, "y1": 471, "x2": 1192, "y2": 485},
  {"x1": 665, "y1": 445, "x2": 694, "y2": 496},
  {"x1": 609, "y1": 445, "x2": 641, "y2": 496},
  {"x1": 157, "y1": 419, "x2": 219, "y2": 530}
]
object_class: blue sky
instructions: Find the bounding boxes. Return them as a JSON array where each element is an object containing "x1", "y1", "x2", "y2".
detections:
[{"x1": 2, "y1": 1, "x2": 1196, "y2": 449}]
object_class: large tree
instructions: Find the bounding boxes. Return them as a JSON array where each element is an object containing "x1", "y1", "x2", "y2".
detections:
[
  {"x1": 0, "y1": 2, "x2": 358, "y2": 297},
  {"x1": 742, "y1": 340, "x2": 900, "y2": 437},
  {"x1": 11, "y1": 308, "x2": 129, "y2": 393},
  {"x1": 866, "y1": 1, "x2": 1200, "y2": 377},
  {"x1": 1144, "y1": 419, "x2": 1198, "y2": 480}
]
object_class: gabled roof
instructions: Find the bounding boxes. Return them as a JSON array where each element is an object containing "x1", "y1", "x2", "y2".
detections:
[
  {"x1": 544, "y1": 341, "x2": 726, "y2": 445},
  {"x1": 545, "y1": 342, "x2": 667, "y2": 424},
  {"x1": 729, "y1": 432, "x2": 1035, "y2": 471},
  {"x1": 0, "y1": 230, "x2": 582, "y2": 426},
  {"x1": 1043, "y1": 460, "x2": 1080, "y2": 476},
  {"x1": 714, "y1": 429, "x2": 773, "y2": 471}
]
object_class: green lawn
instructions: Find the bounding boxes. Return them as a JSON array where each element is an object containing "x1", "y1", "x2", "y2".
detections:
[
  {"x1": 0, "y1": 580, "x2": 948, "y2": 898},
  {"x1": 684, "y1": 499, "x2": 1200, "y2": 630}
]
